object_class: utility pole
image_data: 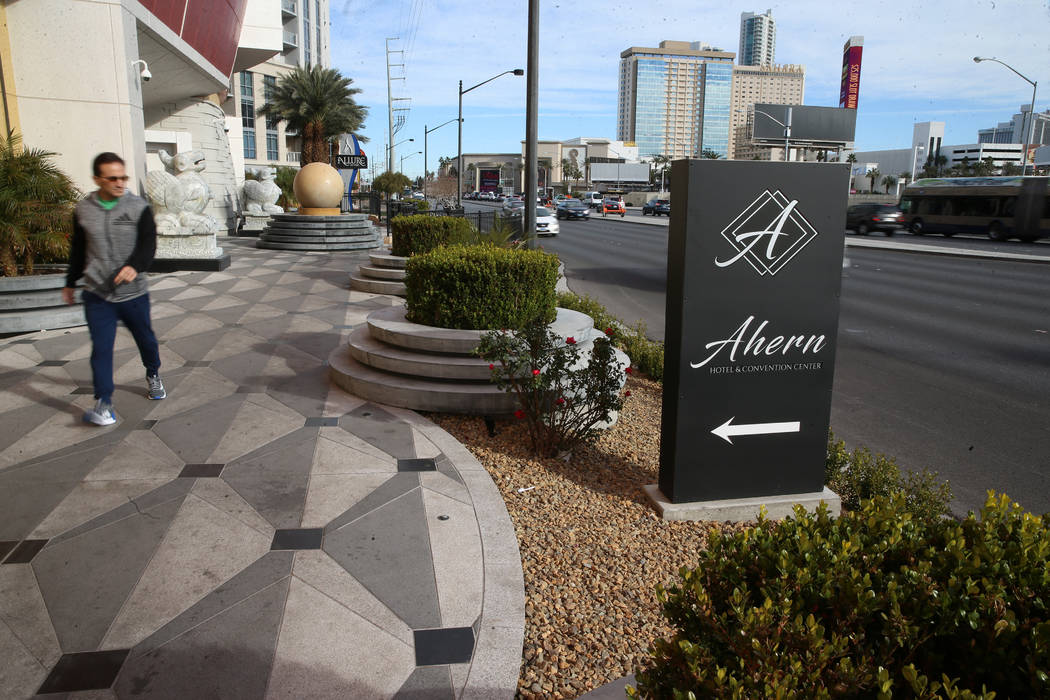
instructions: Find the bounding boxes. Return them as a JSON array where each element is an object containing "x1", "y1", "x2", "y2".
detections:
[
  {"x1": 523, "y1": 0, "x2": 539, "y2": 245},
  {"x1": 386, "y1": 38, "x2": 405, "y2": 173}
]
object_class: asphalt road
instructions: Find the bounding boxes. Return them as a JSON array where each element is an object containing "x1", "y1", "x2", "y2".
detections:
[{"x1": 465, "y1": 201, "x2": 1050, "y2": 516}]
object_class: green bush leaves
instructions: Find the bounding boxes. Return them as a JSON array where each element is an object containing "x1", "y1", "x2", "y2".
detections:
[
  {"x1": 631, "y1": 493, "x2": 1049, "y2": 699},
  {"x1": 404, "y1": 245, "x2": 558, "y2": 330}
]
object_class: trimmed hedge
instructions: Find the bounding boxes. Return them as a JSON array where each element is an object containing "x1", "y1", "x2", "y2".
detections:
[
  {"x1": 631, "y1": 493, "x2": 1050, "y2": 699},
  {"x1": 390, "y1": 214, "x2": 473, "y2": 256},
  {"x1": 405, "y1": 245, "x2": 558, "y2": 330}
]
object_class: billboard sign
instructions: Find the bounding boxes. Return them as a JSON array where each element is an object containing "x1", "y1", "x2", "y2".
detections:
[
  {"x1": 479, "y1": 169, "x2": 500, "y2": 192},
  {"x1": 659, "y1": 160, "x2": 849, "y2": 503},
  {"x1": 753, "y1": 104, "x2": 857, "y2": 146},
  {"x1": 839, "y1": 36, "x2": 863, "y2": 109}
]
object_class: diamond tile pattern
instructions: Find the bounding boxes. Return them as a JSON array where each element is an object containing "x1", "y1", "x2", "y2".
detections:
[{"x1": 0, "y1": 241, "x2": 518, "y2": 699}]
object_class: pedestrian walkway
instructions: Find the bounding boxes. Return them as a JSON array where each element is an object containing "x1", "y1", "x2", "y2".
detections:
[{"x1": 0, "y1": 238, "x2": 524, "y2": 699}]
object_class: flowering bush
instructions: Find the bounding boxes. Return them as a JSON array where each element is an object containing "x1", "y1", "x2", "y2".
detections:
[{"x1": 477, "y1": 321, "x2": 629, "y2": 458}]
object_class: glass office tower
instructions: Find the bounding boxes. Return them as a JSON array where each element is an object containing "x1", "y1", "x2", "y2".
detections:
[{"x1": 617, "y1": 41, "x2": 736, "y2": 160}]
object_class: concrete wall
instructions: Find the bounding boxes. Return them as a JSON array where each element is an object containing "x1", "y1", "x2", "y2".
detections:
[{"x1": 6, "y1": 0, "x2": 146, "y2": 192}]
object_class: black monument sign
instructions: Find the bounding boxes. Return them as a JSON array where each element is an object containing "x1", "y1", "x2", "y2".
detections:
[
  {"x1": 659, "y1": 160, "x2": 849, "y2": 503},
  {"x1": 335, "y1": 154, "x2": 368, "y2": 169}
]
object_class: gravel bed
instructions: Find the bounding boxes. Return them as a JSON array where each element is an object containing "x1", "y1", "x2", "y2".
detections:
[{"x1": 431, "y1": 376, "x2": 737, "y2": 699}]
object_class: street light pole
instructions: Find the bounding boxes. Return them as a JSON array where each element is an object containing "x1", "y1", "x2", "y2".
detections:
[
  {"x1": 974, "y1": 56, "x2": 1038, "y2": 174},
  {"x1": 737, "y1": 108, "x2": 792, "y2": 161},
  {"x1": 400, "y1": 150, "x2": 421, "y2": 173},
  {"x1": 424, "y1": 118, "x2": 460, "y2": 200},
  {"x1": 457, "y1": 68, "x2": 525, "y2": 207}
]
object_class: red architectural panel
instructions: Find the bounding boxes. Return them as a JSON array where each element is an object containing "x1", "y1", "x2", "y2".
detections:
[
  {"x1": 137, "y1": 0, "x2": 186, "y2": 35},
  {"x1": 137, "y1": 0, "x2": 247, "y2": 76}
]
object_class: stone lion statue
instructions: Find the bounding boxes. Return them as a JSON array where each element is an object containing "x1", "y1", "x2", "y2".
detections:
[
  {"x1": 145, "y1": 149, "x2": 218, "y2": 235},
  {"x1": 242, "y1": 166, "x2": 284, "y2": 214}
]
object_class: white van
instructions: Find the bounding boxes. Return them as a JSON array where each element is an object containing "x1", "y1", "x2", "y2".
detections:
[{"x1": 582, "y1": 192, "x2": 603, "y2": 209}]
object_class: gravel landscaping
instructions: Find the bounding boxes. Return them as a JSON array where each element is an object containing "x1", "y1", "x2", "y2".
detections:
[{"x1": 431, "y1": 375, "x2": 739, "y2": 699}]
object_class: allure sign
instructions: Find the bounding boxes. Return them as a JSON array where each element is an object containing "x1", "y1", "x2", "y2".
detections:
[{"x1": 659, "y1": 160, "x2": 849, "y2": 503}]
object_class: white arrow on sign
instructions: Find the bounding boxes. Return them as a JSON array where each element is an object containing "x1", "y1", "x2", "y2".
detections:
[{"x1": 711, "y1": 417, "x2": 801, "y2": 444}]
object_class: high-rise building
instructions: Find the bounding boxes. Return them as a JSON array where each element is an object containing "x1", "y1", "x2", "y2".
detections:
[
  {"x1": 729, "y1": 64, "x2": 805, "y2": 160},
  {"x1": 617, "y1": 41, "x2": 735, "y2": 160},
  {"x1": 739, "y1": 10, "x2": 776, "y2": 66},
  {"x1": 228, "y1": 0, "x2": 332, "y2": 171},
  {"x1": 978, "y1": 105, "x2": 1050, "y2": 147}
]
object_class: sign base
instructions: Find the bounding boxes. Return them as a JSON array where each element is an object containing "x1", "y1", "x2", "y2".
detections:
[{"x1": 642, "y1": 484, "x2": 840, "y2": 523}]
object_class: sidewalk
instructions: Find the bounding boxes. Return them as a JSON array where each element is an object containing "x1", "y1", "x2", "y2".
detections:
[{"x1": 0, "y1": 239, "x2": 524, "y2": 699}]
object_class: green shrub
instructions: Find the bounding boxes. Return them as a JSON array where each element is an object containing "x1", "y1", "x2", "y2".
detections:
[
  {"x1": 826, "y1": 430, "x2": 953, "y2": 519},
  {"x1": 555, "y1": 292, "x2": 665, "y2": 381},
  {"x1": 405, "y1": 245, "x2": 558, "y2": 330},
  {"x1": 631, "y1": 493, "x2": 1050, "y2": 699},
  {"x1": 0, "y1": 131, "x2": 80, "y2": 275},
  {"x1": 413, "y1": 198, "x2": 430, "y2": 211},
  {"x1": 390, "y1": 214, "x2": 475, "y2": 256},
  {"x1": 477, "y1": 322, "x2": 628, "y2": 457},
  {"x1": 274, "y1": 166, "x2": 298, "y2": 209}
]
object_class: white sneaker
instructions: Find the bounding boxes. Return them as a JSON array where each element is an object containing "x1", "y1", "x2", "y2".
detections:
[{"x1": 83, "y1": 399, "x2": 117, "y2": 426}]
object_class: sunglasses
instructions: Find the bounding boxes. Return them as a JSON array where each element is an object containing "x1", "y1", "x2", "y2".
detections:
[{"x1": 99, "y1": 175, "x2": 130, "y2": 183}]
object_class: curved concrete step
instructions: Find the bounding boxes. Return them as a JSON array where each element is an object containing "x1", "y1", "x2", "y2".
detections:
[
  {"x1": 357, "y1": 265, "x2": 405, "y2": 281},
  {"x1": 367, "y1": 306, "x2": 596, "y2": 355},
  {"x1": 260, "y1": 231, "x2": 380, "y2": 244},
  {"x1": 348, "y1": 274, "x2": 407, "y2": 296},
  {"x1": 258, "y1": 239, "x2": 381, "y2": 251},
  {"x1": 347, "y1": 326, "x2": 493, "y2": 381},
  {"x1": 369, "y1": 252, "x2": 407, "y2": 269},
  {"x1": 328, "y1": 347, "x2": 517, "y2": 415}
]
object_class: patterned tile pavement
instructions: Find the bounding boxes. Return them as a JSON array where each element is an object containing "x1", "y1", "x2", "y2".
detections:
[{"x1": 0, "y1": 239, "x2": 524, "y2": 699}]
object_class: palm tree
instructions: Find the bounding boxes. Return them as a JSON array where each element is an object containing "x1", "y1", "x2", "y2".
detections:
[
  {"x1": 700, "y1": 149, "x2": 722, "y2": 159},
  {"x1": 258, "y1": 65, "x2": 368, "y2": 166},
  {"x1": 881, "y1": 174, "x2": 896, "y2": 194},
  {"x1": 0, "y1": 131, "x2": 80, "y2": 276},
  {"x1": 867, "y1": 168, "x2": 881, "y2": 193}
]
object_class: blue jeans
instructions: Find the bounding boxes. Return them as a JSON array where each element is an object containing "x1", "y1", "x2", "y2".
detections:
[{"x1": 82, "y1": 290, "x2": 161, "y2": 403}]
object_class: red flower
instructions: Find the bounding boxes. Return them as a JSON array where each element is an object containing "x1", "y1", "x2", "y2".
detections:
[
  {"x1": 566, "y1": 337, "x2": 576, "y2": 345},
  {"x1": 514, "y1": 409, "x2": 525, "y2": 419},
  {"x1": 624, "y1": 390, "x2": 632, "y2": 397},
  {"x1": 532, "y1": 368, "x2": 540, "y2": 376},
  {"x1": 604, "y1": 327, "x2": 614, "y2": 336},
  {"x1": 555, "y1": 397, "x2": 565, "y2": 405},
  {"x1": 488, "y1": 363, "x2": 495, "y2": 370},
  {"x1": 625, "y1": 367, "x2": 633, "y2": 374}
]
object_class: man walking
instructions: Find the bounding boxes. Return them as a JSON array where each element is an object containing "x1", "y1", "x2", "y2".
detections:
[{"x1": 63, "y1": 152, "x2": 165, "y2": 426}]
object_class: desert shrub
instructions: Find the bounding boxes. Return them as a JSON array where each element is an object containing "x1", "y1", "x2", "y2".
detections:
[
  {"x1": 631, "y1": 493, "x2": 1050, "y2": 699},
  {"x1": 390, "y1": 214, "x2": 475, "y2": 256},
  {"x1": 404, "y1": 245, "x2": 558, "y2": 330},
  {"x1": 477, "y1": 323, "x2": 628, "y2": 457},
  {"x1": 826, "y1": 430, "x2": 953, "y2": 519},
  {"x1": 555, "y1": 291, "x2": 664, "y2": 380}
]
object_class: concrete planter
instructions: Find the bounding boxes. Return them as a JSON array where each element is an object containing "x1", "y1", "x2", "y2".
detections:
[
  {"x1": 329, "y1": 305, "x2": 629, "y2": 416},
  {"x1": 0, "y1": 266, "x2": 85, "y2": 334}
]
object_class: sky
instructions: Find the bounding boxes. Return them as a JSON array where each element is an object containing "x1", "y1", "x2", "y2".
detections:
[{"x1": 329, "y1": 0, "x2": 1050, "y2": 181}]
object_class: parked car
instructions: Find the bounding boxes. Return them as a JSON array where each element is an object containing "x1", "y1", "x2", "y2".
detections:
[
  {"x1": 642, "y1": 198, "x2": 671, "y2": 216},
  {"x1": 556, "y1": 200, "x2": 591, "y2": 220},
  {"x1": 534, "y1": 207, "x2": 560, "y2": 237},
  {"x1": 846, "y1": 203, "x2": 904, "y2": 236},
  {"x1": 601, "y1": 198, "x2": 625, "y2": 217}
]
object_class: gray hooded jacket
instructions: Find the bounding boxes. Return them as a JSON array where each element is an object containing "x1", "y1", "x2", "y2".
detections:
[{"x1": 66, "y1": 192, "x2": 157, "y2": 302}]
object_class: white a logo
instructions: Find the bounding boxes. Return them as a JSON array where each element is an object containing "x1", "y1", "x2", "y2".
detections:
[{"x1": 715, "y1": 190, "x2": 818, "y2": 276}]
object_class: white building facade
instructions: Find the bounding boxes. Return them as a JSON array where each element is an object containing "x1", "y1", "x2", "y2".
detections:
[{"x1": 738, "y1": 10, "x2": 776, "y2": 66}]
